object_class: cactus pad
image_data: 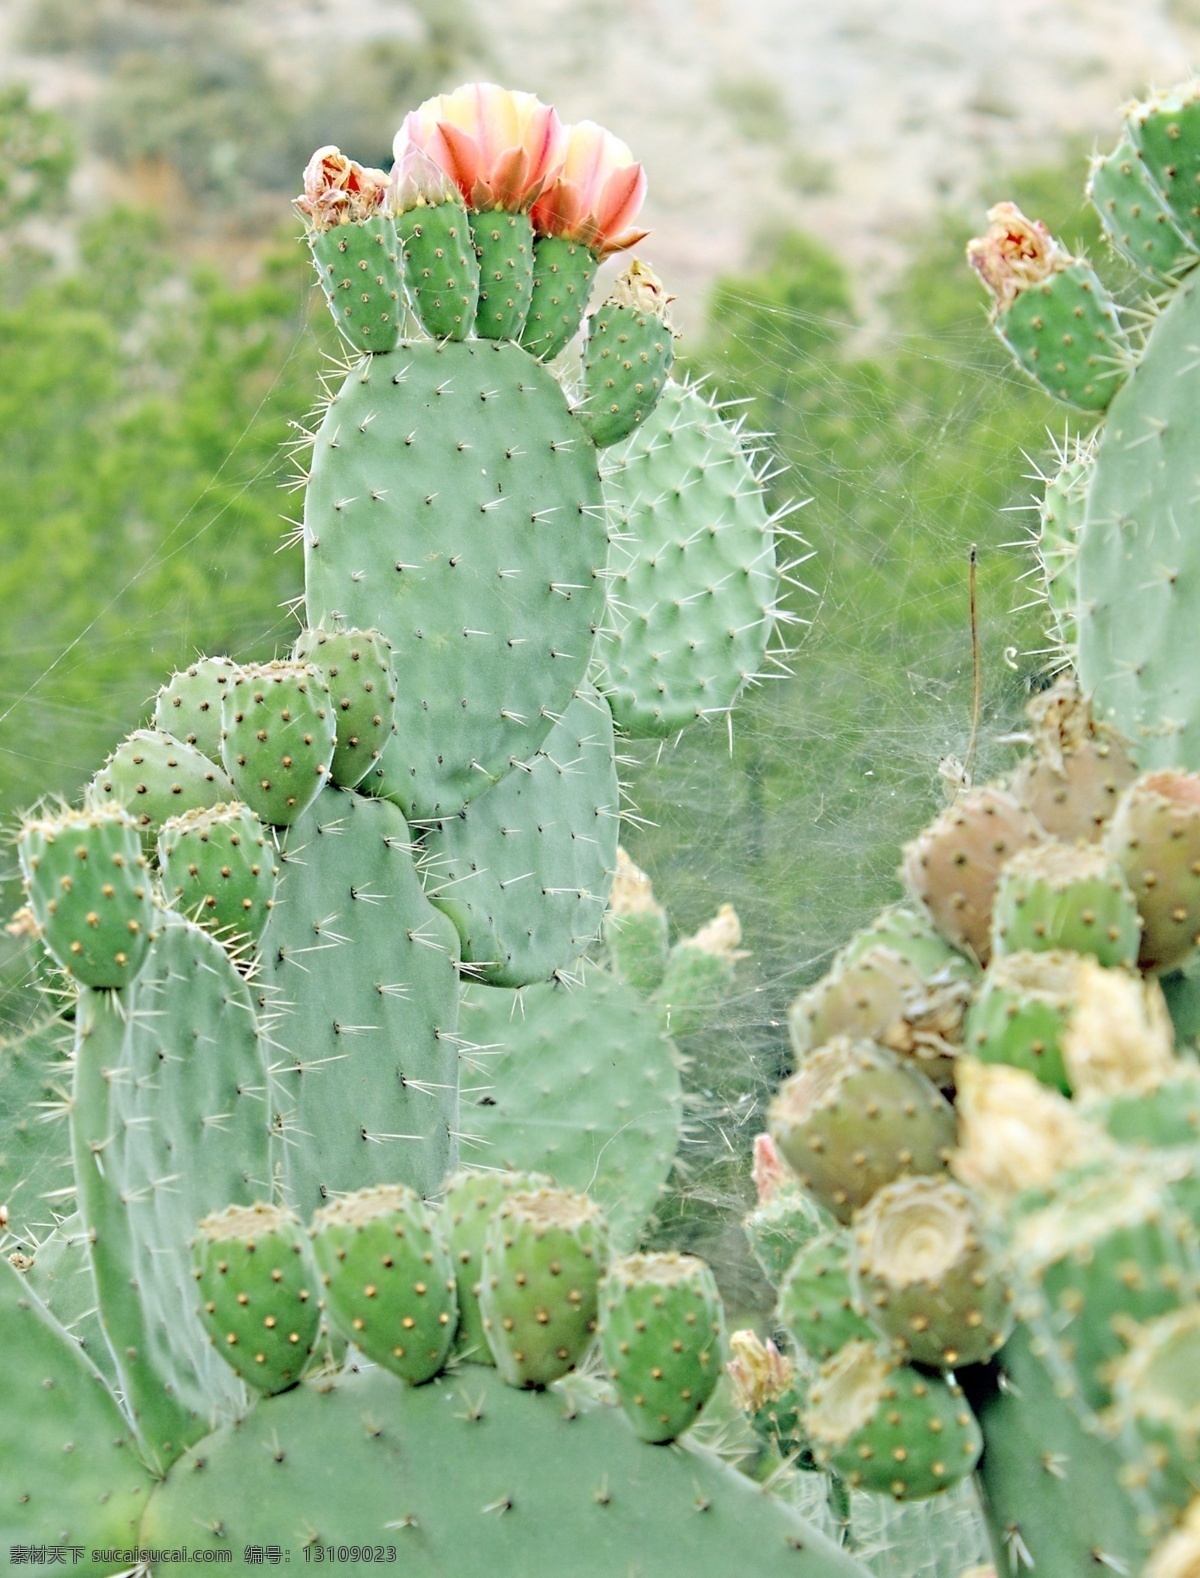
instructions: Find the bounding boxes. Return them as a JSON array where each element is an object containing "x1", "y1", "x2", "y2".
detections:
[
  {"x1": 88, "y1": 728, "x2": 234, "y2": 842},
  {"x1": 294, "y1": 625, "x2": 397, "y2": 790},
  {"x1": 442, "y1": 1167, "x2": 554, "y2": 1363},
  {"x1": 396, "y1": 197, "x2": 481, "y2": 340},
  {"x1": 220, "y1": 661, "x2": 336, "y2": 827},
  {"x1": 153, "y1": 655, "x2": 239, "y2": 760},
  {"x1": 309, "y1": 214, "x2": 403, "y2": 354}
]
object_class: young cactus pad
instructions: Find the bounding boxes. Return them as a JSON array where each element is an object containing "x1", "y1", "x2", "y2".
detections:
[{"x1": 442, "y1": 1168, "x2": 554, "y2": 1363}]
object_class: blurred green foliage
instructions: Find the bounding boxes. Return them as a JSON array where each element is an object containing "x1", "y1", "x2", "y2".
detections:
[{"x1": 0, "y1": 82, "x2": 73, "y2": 229}]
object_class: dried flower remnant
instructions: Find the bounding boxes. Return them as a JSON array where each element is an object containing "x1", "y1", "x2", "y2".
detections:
[
  {"x1": 966, "y1": 200, "x2": 1071, "y2": 311},
  {"x1": 296, "y1": 147, "x2": 389, "y2": 233}
]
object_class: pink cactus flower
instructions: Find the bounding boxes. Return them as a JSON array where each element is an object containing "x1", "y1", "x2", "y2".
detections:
[
  {"x1": 296, "y1": 147, "x2": 389, "y2": 233},
  {"x1": 394, "y1": 84, "x2": 566, "y2": 213},
  {"x1": 530, "y1": 120, "x2": 648, "y2": 257},
  {"x1": 751, "y1": 1132, "x2": 791, "y2": 1205},
  {"x1": 966, "y1": 200, "x2": 1071, "y2": 312}
]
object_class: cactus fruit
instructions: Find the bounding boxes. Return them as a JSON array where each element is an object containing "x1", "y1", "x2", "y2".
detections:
[
  {"x1": 577, "y1": 260, "x2": 675, "y2": 448},
  {"x1": 603, "y1": 846, "x2": 670, "y2": 993},
  {"x1": 850, "y1": 1177, "x2": 1013, "y2": 1369},
  {"x1": 17, "y1": 805, "x2": 155, "y2": 988},
  {"x1": 293, "y1": 625, "x2": 397, "y2": 790},
  {"x1": 520, "y1": 236, "x2": 598, "y2": 360},
  {"x1": 727, "y1": 1330, "x2": 813, "y2": 1462},
  {"x1": 311, "y1": 1185, "x2": 457, "y2": 1385},
  {"x1": 900, "y1": 786, "x2": 1044, "y2": 963},
  {"x1": 1009, "y1": 677, "x2": 1138, "y2": 843},
  {"x1": 768, "y1": 1038, "x2": 957, "y2": 1224},
  {"x1": 442, "y1": 1168, "x2": 554, "y2": 1362},
  {"x1": 480, "y1": 1187, "x2": 608, "y2": 1387},
  {"x1": 157, "y1": 801, "x2": 277, "y2": 942},
  {"x1": 962, "y1": 949, "x2": 1082, "y2": 1092},
  {"x1": 966, "y1": 201, "x2": 1130, "y2": 410},
  {"x1": 1128, "y1": 85, "x2": 1200, "y2": 248},
  {"x1": 776, "y1": 1229, "x2": 876, "y2": 1362},
  {"x1": 599, "y1": 1251, "x2": 724, "y2": 1443},
  {"x1": 989, "y1": 841, "x2": 1141, "y2": 968},
  {"x1": 803, "y1": 1339, "x2": 983, "y2": 1500},
  {"x1": 656, "y1": 902, "x2": 747, "y2": 1037},
  {"x1": 746, "y1": 1187, "x2": 829, "y2": 1288},
  {"x1": 1106, "y1": 770, "x2": 1200, "y2": 973},
  {"x1": 153, "y1": 655, "x2": 239, "y2": 760},
  {"x1": 391, "y1": 151, "x2": 482, "y2": 341},
  {"x1": 192, "y1": 1203, "x2": 320, "y2": 1395},
  {"x1": 87, "y1": 728, "x2": 234, "y2": 842},
  {"x1": 220, "y1": 661, "x2": 336, "y2": 827},
  {"x1": 1097, "y1": 1074, "x2": 1200, "y2": 1150},
  {"x1": 296, "y1": 148, "x2": 401, "y2": 354},
  {"x1": 1087, "y1": 133, "x2": 1198, "y2": 281},
  {"x1": 840, "y1": 903, "x2": 978, "y2": 982}
]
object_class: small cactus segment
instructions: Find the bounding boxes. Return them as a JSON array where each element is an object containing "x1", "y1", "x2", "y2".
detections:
[
  {"x1": 296, "y1": 149, "x2": 401, "y2": 354},
  {"x1": 900, "y1": 786, "x2": 1044, "y2": 963},
  {"x1": 1010, "y1": 677, "x2": 1137, "y2": 844},
  {"x1": 767, "y1": 1038, "x2": 956, "y2": 1225},
  {"x1": 520, "y1": 235, "x2": 598, "y2": 360},
  {"x1": 577, "y1": 261, "x2": 674, "y2": 448},
  {"x1": 394, "y1": 194, "x2": 481, "y2": 340},
  {"x1": 0, "y1": 1011, "x2": 74, "y2": 1244},
  {"x1": 470, "y1": 209, "x2": 535, "y2": 340},
  {"x1": 294, "y1": 626, "x2": 397, "y2": 791},
  {"x1": 803, "y1": 1339, "x2": 982, "y2": 1500},
  {"x1": 1111, "y1": 1306, "x2": 1200, "y2": 1519},
  {"x1": 87, "y1": 728, "x2": 234, "y2": 842},
  {"x1": 850, "y1": 1177, "x2": 1013, "y2": 1369},
  {"x1": 18, "y1": 805, "x2": 155, "y2": 988},
  {"x1": 839, "y1": 903, "x2": 978, "y2": 983},
  {"x1": 964, "y1": 950, "x2": 1081, "y2": 1093},
  {"x1": 990, "y1": 842, "x2": 1141, "y2": 969},
  {"x1": 311, "y1": 1185, "x2": 458, "y2": 1385},
  {"x1": 442, "y1": 1168, "x2": 553, "y2": 1363},
  {"x1": 1107, "y1": 770, "x2": 1200, "y2": 972},
  {"x1": 220, "y1": 661, "x2": 336, "y2": 828},
  {"x1": 1087, "y1": 133, "x2": 1198, "y2": 281},
  {"x1": 654, "y1": 903, "x2": 746, "y2": 1038},
  {"x1": 419, "y1": 684, "x2": 619, "y2": 987},
  {"x1": 966, "y1": 202, "x2": 1130, "y2": 410},
  {"x1": 1014, "y1": 1160, "x2": 1199, "y2": 1412},
  {"x1": 480, "y1": 1187, "x2": 608, "y2": 1387},
  {"x1": 193, "y1": 1203, "x2": 320, "y2": 1395},
  {"x1": 599, "y1": 1251, "x2": 724, "y2": 1443},
  {"x1": 727, "y1": 1330, "x2": 813, "y2": 1462},
  {"x1": 746, "y1": 1187, "x2": 828, "y2": 1287},
  {"x1": 153, "y1": 655, "x2": 240, "y2": 760},
  {"x1": 593, "y1": 381, "x2": 778, "y2": 738},
  {"x1": 777, "y1": 1230, "x2": 876, "y2": 1362},
  {"x1": 603, "y1": 847, "x2": 669, "y2": 994},
  {"x1": 157, "y1": 802, "x2": 277, "y2": 943},
  {"x1": 0, "y1": 1257, "x2": 156, "y2": 1561},
  {"x1": 1129, "y1": 85, "x2": 1200, "y2": 248},
  {"x1": 303, "y1": 339, "x2": 607, "y2": 821}
]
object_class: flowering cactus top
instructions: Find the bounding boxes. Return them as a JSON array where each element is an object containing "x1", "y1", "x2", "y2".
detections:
[
  {"x1": 530, "y1": 120, "x2": 648, "y2": 256},
  {"x1": 296, "y1": 147, "x2": 389, "y2": 232},
  {"x1": 394, "y1": 83, "x2": 565, "y2": 213},
  {"x1": 966, "y1": 200, "x2": 1072, "y2": 311}
]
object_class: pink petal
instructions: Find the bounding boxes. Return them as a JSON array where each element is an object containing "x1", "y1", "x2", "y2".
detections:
[
  {"x1": 431, "y1": 122, "x2": 485, "y2": 204},
  {"x1": 593, "y1": 163, "x2": 647, "y2": 246},
  {"x1": 486, "y1": 145, "x2": 531, "y2": 210}
]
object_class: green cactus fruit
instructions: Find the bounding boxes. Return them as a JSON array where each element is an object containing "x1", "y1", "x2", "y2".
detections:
[
  {"x1": 470, "y1": 208, "x2": 534, "y2": 340},
  {"x1": 220, "y1": 660, "x2": 336, "y2": 827},
  {"x1": 776, "y1": 1229, "x2": 875, "y2": 1363},
  {"x1": 0, "y1": 1257, "x2": 156, "y2": 1563},
  {"x1": 767, "y1": 1038, "x2": 957, "y2": 1225},
  {"x1": 900, "y1": 786, "x2": 1044, "y2": 964},
  {"x1": 603, "y1": 847, "x2": 669, "y2": 993},
  {"x1": 303, "y1": 339, "x2": 607, "y2": 820},
  {"x1": 480, "y1": 1187, "x2": 609, "y2": 1387},
  {"x1": 599, "y1": 1251, "x2": 724, "y2": 1443},
  {"x1": 803, "y1": 1339, "x2": 982, "y2": 1500},
  {"x1": 1097, "y1": 1074, "x2": 1200, "y2": 1150},
  {"x1": 594, "y1": 380, "x2": 777, "y2": 739},
  {"x1": 1111, "y1": 1306, "x2": 1200, "y2": 1520},
  {"x1": 838, "y1": 903, "x2": 978, "y2": 983},
  {"x1": 788, "y1": 944, "x2": 968, "y2": 1089},
  {"x1": 1076, "y1": 271, "x2": 1200, "y2": 770},
  {"x1": 850, "y1": 1176, "x2": 1013, "y2": 1369},
  {"x1": 963, "y1": 949, "x2": 1085, "y2": 1092},
  {"x1": 18, "y1": 805, "x2": 155, "y2": 988},
  {"x1": 1128, "y1": 85, "x2": 1200, "y2": 248},
  {"x1": 1087, "y1": 133, "x2": 1199, "y2": 280},
  {"x1": 1010, "y1": 676, "x2": 1137, "y2": 844},
  {"x1": 153, "y1": 655, "x2": 240, "y2": 760},
  {"x1": 1014, "y1": 1159, "x2": 1200, "y2": 1412},
  {"x1": 0, "y1": 1010, "x2": 73, "y2": 1245},
  {"x1": 419, "y1": 683, "x2": 619, "y2": 987},
  {"x1": 654, "y1": 903, "x2": 744, "y2": 1038},
  {"x1": 990, "y1": 841, "x2": 1141, "y2": 968},
  {"x1": 727, "y1": 1329, "x2": 814, "y2": 1464},
  {"x1": 459, "y1": 968, "x2": 683, "y2": 1250},
  {"x1": 577, "y1": 260, "x2": 674, "y2": 448},
  {"x1": 442, "y1": 1168, "x2": 554, "y2": 1363},
  {"x1": 520, "y1": 235, "x2": 599, "y2": 360},
  {"x1": 311, "y1": 1184, "x2": 457, "y2": 1385},
  {"x1": 745, "y1": 1187, "x2": 828, "y2": 1287},
  {"x1": 192, "y1": 1203, "x2": 320, "y2": 1395},
  {"x1": 88, "y1": 728, "x2": 234, "y2": 843},
  {"x1": 157, "y1": 802, "x2": 277, "y2": 943},
  {"x1": 1106, "y1": 770, "x2": 1200, "y2": 972},
  {"x1": 257, "y1": 788, "x2": 461, "y2": 1212},
  {"x1": 293, "y1": 625, "x2": 397, "y2": 790},
  {"x1": 309, "y1": 214, "x2": 403, "y2": 354},
  {"x1": 396, "y1": 195, "x2": 481, "y2": 340}
]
